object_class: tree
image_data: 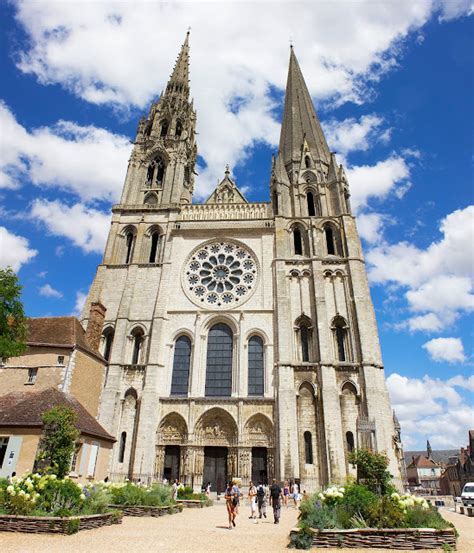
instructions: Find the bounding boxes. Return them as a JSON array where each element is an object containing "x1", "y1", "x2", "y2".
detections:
[
  {"x1": 35, "y1": 406, "x2": 80, "y2": 478},
  {"x1": 348, "y1": 448, "x2": 392, "y2": 495},
  {"x1": 0, "y1": 267, "x2": 28, "y2": 360}
]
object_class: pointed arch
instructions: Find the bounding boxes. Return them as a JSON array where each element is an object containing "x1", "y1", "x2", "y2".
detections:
[
  {"x1": 101, "y1": 326, "x2": 115, "y2": 362},
  {"x1": 331, "y1": 315, "x2": 350, "y2": 362},
  {"x1": 160, "y1": 119, "x2": 169, "y2": 137},
  {"x1": 122, "y1": 226, "x2": 137, "y2": 264},
  {"x1": 323, "y1": 222, "x2": 342, "y2": 256},
  {"x1": 157, "y1": 412, "x2": 188, "y2": 444},
  {"x1": 194, "y1": 407, "x2": 238, "y2": 446},
  {"x1": 144, "y1": 192, "x2": 158, "y2": 207},
  {"x1": 304, "y1": 155, "x2": 312, "y2": 169},
  {"x1": 130, "y1": 327, "x2": 145, "y2": 365},
  {"x1": 170, "y1": 335, "x2": 192, "y2": 396},
  {"x1": 205, "y1": 323, "x2": 233, "y2": 397},
  {"x1": 248, "y1": 334, "x2": 264, "y2": 396},
  {"x1": 175, "y1": 119, "x2": 183, "y2": 138},
  {"x1": 295, "y1": 315, "x2": 313, "y2": 362}
]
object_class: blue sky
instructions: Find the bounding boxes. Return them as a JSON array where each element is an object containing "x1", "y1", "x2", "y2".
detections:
[{"x1": 0, "y1": 1, "x2": 472, "y2": 450}]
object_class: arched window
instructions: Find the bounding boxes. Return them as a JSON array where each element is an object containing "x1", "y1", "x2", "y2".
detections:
[
  {"x1": 273, "y1": 191, "x2": 279, "y2": 215},
  {"x1": 146, "y1": 163, "x2": 155, "y2": 185},
  {"x1": 346, "y1": 431, "x2": 355, "y2": 452},
  {"x1": 248, "y1": 335, "x2": 264, "y2": 396},
  {"x1": 333, "y1": 316, "x2": 349, "y2": 362},
  {"x1": 155, "y1": 159, "x2": 165, "y2": 186},
  {"x1": 149, "y1": 231, "x2": 160, "y2": 263},
  {"x1": 171, "y1": 335, "x2": 191, "y2": 396},
  {"x1": 102, "y1": 328, "x2": 114, "y2": 362},
  {"x1": 124, "y1": 230, "x2": 135, "y2": 264},
  {"x1": 131, "y1": 328, "x2": 144, "y2": 365},
  {"x1": 175, "y1": 120, "x2": 182, "y2": 138},
  {"x1": 304, "y1": 431, "x2": 313, "y2": 464},
  {"x1": 205, "y1": 323, "x2": 233, "y2": 397},
  {"x1": 118, "y1": 431, "x2": 126, "y2": 463},
  {"x1": 325, "y1": 226, "x2": 336, "y2": 255},
  {"x1": 307, "y1": 191, "x2": 316, "y2": 217},
  {"x1": 144, "y1": 193, "x2": 157, "y2": 207},
  {"x1": 160, "y1": 120, "x2": 169, "y2": 137},
  {"x1": 300, "y1": 325, "x2": 310, "y2": 362},
  {"x1": 293, "y1": 227, "x2": 303, "y2": 255},
  {"x1": 304, "y1": 155, "x2": 311, "y2": 169}
]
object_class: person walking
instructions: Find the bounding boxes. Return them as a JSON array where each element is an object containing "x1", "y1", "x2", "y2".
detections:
[
  {"x1": 205, "y1": 481, "x2": 211, "y2": 498},
  {"x1": 256, "y1": 480, "x2": 267, "y2": 519},
  {"x1": 283, "y1": 481, "x2": 289, "y2": 507},
  {"x1": 293, "y1": 481, "x2": 300, "y2": 508},
  {"x1": 225, "y1": 480, "x2": 238, "y2": 529},
  {"x1": 248, "y1": 481, "x2": 258, "y2": 522},
  {"x1": 269, "y1": 479, "x2": 283, "y2": 524},
  {"x1": 232, "y1": 479, "x2": 241, "y2": 514}
]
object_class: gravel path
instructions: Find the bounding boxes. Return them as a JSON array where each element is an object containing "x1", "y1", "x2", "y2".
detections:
[{"x1": 0, "y1": 504, "x2": 472, "y2": 552}]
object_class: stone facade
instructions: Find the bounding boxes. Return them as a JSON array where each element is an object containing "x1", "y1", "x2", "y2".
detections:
[{"x1": 81, "y1": 35, "x2": 402, "y2": 491}]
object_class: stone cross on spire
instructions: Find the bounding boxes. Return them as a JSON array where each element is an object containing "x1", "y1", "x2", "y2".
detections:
[{"x1": 279, "y1": 47, "x2": 330, "y2": 167}]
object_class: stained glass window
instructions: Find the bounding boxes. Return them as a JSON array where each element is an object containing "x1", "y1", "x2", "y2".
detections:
[{"x1": 205, "y1": 323, "x2": 233, "y2": 397}]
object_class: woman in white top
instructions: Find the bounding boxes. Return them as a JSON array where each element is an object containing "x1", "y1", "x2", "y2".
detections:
[{"x1": 248, "y1": 481, "x2": 258, "y2": 521}]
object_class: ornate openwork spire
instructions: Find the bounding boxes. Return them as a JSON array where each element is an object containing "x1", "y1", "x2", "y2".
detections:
[
  {"x1": 279, "y1": 47, "x2": 330, "y2": 167},
  {"x1": 166, "y1": 31, "x2": 190, "y2": 97}
]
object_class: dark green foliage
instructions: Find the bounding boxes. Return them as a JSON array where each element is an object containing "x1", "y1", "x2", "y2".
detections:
[
  {"x1": 404, "y1": 505, "x2": 454, "y2": 530},
  {"x1": 334, "y1": 484, "x2": 377, "y2": 528},
  {"x1": 299, "y1": 498, "x2": 338, "y2": 530},
  {"x1": 289, "y1": 526, "x2": 314, "y2": 550},
  {"x1": 177, "y1": 485, "x2": 207, "y2": 501},
  {"x1": 0, "y1": 268, "x2": 28, "y2": 360},
  {"x1": 37, "y1": 478, "x2": 83, "y2": 516},
  {"x1": 348, "y1": 449, "x2": 392, "y2": 494},
  {"x1": 65, "y1": 518, "x2": 80, "y2": 534},
  {"x1": 366, "y1": 496, "x2": 405, "y2": 528},
  {"x1": 35, "y1": 407, "x2": 80, "y2": 478}
]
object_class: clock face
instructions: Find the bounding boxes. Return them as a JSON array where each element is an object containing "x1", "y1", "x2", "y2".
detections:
[{"x1": 182, "y1": 239, "x2": 259, "y2": 309}]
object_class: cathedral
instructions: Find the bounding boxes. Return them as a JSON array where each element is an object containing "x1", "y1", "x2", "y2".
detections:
[{"x1": 81, "y1": 33, "x2": 403, "y2": 491}]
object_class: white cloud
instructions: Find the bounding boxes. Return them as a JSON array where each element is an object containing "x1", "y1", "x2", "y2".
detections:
[
  {"x1": 0, "y1": 101, "x2": 131, "y2": 202},
  {"x1": 422, "y1": 337, "x2": 466, "y2": 363},
  {"x1": 0, "y1": 226, "x2": 37, "y2": 272},
  {"x1": 30, "y1": 199, "x2": 110, "y2": 254},
  {"x1": 38, "y1": 283, "x2": 63, "y2": 299},
  {"x1": 447, "y1": 375, "x2": 474, "y2": 392},
  {"x1": 436, "y1": 0, "x2": 474, "y2": 21},
  {"x1": 367, "y1": 205, "x2": 474, "y2": 331},
  {"x1": 347, "y1": 155, "x2": 411, "y2": 213},
  {"x1": 387, "y1": 372, "x2": 473, "y2": 449},
  {"x1": 73, "y1": 290, "x2": 87, "y2": 317},
  {"x1": 12, "y1": 1, "x2": 442, "y2": 197},
  {"x1": 324, "y1": 114, "x2": 389, "y2": 157},
  {"x1": 356, "y1": 212, "x2": 386, "y2": 244}
]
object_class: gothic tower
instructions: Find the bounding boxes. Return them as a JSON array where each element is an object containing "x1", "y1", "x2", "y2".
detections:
[
  {"x1": 81, "y1": 37, "x2": 402, "y2": 491},
  {"x1": 272, "y1": 47, "x2": 399, "y2": 488}
]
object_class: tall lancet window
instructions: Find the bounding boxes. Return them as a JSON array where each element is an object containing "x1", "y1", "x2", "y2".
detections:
[
  {"x1": 307, "y1": 191, "x2": 316, "y2": 217},
  {"x1": 205, "y1": 323, "x2": 233, "y2": 397},
  {"x1": 332, "y1": 316, "x2": 349, "y2": 362},
  {"x1": 155, "y1": 159, "x2": 165, "y2": 186},
  {"x1": 149, "y1": 231, "x2": 160, "y2": 263},
  {"x1": 304, "y1": 431, "x2": 313, "y2": 464},
  {"x1": 124, "y1": 230, "x2": 135, "y2": 264},
  {"x1": 171, "y1": 335, "x2": 191, "y2": 396},
  {"x1": 304, "y1": 155, "x2": 311, "y2": 168},
  {"x1": 273, "y1": 191, "x2": 279, "y2": 215},
  {"x1": 293, "y1": 228, "x2": 303, "y2": 255},
  {"x1": 160, "y1": 120, "x2": 169, "y2": 137},
  {"x1": 131, "y1": 328, "x2": 144, "y2": 365},
  {"x1": 175, "y1": 120, "x2": 183, "y2": 138},
  {"x1": 325, "y1": 226, "x2": 335, "y2": 255},
  {"x1": 248, "y1": 335, "x2": 264, "y2": 396}
]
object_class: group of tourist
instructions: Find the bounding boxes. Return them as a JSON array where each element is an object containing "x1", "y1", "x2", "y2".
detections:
[{"x1": 224, "y1": 479, "x2": 303, "y2": 530}]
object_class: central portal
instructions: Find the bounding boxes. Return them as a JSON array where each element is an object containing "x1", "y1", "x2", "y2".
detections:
[{"x1": 203, "y1": 446, "x2": 228, "y2": 493}]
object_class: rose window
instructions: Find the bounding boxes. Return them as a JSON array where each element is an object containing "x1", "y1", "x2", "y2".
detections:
[{"x1": 183, "y1": 240, "x2": 258, "y2": 308}]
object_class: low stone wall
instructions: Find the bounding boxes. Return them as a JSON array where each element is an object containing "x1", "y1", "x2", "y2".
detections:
[
  {"x1": 109, "y1": 504, "x2": 182, "y2": 517},
  {"x1": 290, "y1": 527, "x2": 457, "y2": 549},
  {"x1": 0, "y1": 512, "x2": 122, "y2": 534},
  {"x1": 177, "y1": 499, "x2": 213, "y2": 508}
]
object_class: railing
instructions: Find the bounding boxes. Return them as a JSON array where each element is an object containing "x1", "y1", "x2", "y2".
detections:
[{"x1": 179, "y1": 202, "x2": 272, "y2": 221}]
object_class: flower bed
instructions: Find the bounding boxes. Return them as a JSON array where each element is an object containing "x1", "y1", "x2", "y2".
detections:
[
  {"x1": 109, "y1": 504, "x2": 182, "y2": 517},
  {"x1": 290, "y1": 483, "x2": 457, "y2": 550},
  {"x1": 0, "y1": 511, "x2": 122, "y2": 535},
  {"x1": 289, "y1": 527, "x2": 457, "y2": 549}
]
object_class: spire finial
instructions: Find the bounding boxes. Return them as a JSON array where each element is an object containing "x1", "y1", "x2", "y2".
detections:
[{"x1": 225, "y1": 164, "x2": 230, "y2": 176}]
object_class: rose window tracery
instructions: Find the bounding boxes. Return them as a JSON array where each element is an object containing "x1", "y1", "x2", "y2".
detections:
[{"x1": 183, "y1": 240, "x2": 258, "y2": 308}]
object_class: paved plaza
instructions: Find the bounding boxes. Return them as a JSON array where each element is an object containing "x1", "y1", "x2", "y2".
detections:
[{"x1": 1, "y1": 503, "x2": 473, "y2": 553}]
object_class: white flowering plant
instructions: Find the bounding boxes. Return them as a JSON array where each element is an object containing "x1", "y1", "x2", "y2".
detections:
[
  {"x1": 390, "y1": 492, "x2": 429, "y2": 512},
  {"x1": 317, "y1": 485, "x2": 346, "y2": 506}
]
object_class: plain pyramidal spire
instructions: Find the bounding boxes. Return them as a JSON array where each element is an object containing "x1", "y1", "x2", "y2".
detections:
[{"x1": 279, "y1": 46, "x2": 330, "y2": 166}]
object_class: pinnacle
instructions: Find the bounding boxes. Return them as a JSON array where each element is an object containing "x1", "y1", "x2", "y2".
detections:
[
  {"x1": 279, "y1": 47, "x2": 330, "y2": 167},
  {"x1": 168, "y1": 30, "x2": 190, "y2": 91}
]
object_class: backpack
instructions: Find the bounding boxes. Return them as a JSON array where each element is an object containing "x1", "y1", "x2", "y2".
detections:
[{"x1": 257, "y1": 485, "x2": 265, "y2": 498}]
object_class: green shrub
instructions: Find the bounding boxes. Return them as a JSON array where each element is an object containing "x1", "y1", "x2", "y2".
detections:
[
  {"x1": 144, "y1": 484, "x2": 173, "y2": 506},
  {"x1": 348, "y1": 449, "x2": 392, "y2": 495},
  {"x1": 366, "y1": 496, "x2": 405, "y2": 528},
  {"x1": 82, "y1": 485, "x2": 112, "y2": 514},
  {"x1": 289, "y1": 526, "x2": 314, "y2": 550},
  {"x1": 404, "y1": 505, "x2": 453, "y2": 530},
  {"x1": 37, "y1": 477, "x2": 84, "y2": 516},
  {"x1": 109, "y1": 483, "x2": 147, "y2": 506},
  {"x1": 334, "y1": 484, "x2": 377, "y2": 529},
  {"x1": 299, "y1": 497, "x2": 338, "y2": 530}
]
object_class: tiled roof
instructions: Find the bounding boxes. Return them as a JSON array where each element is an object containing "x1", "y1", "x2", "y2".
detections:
[
  {"x1": 406, "y1": 454, "x2": 440, "y2": 469},
  {"x1": 26, "y1": 317, "x2": 103, "y2": 361},
  {"x1": 404, "y1": 450, "x2": 458, "y2": 466},
  {"x1": 0, "y1": 388, "x2": 115, "y2": 442}
]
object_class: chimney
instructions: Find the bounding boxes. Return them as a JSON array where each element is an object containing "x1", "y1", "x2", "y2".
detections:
[{"x1": 85, "y1": 302, "x2": 106, "y2": 352}]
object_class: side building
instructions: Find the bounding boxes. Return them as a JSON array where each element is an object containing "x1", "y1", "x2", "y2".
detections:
[{"x1": 81, "y1": 34, "x2": 403, "y2": 490}]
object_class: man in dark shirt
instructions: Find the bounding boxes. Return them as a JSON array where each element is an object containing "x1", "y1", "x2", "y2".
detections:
[{"x1": 269, "y1": 479, "x2": 283, "y2": 524}]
